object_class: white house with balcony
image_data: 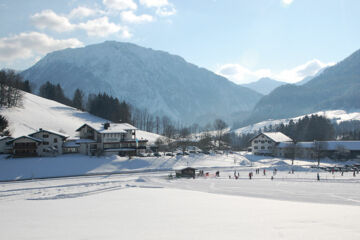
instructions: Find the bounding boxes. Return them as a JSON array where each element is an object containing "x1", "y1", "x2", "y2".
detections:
[
  {"x1": 75, "y1": 122, "x2": 148, "y2": 156},
  {"x1": 29, "y1": 129, "x2": 69, "y2": 156},
  {"x1": 249, "y1": 132, "x2": 293, "y2": 155}
]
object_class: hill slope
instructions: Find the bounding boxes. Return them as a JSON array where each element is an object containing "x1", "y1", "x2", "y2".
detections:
[
  {"x1": 21, "y1": 41, "x2": 262, "y2": 124},
  {"x1": 245, "y1": 49, "x2": 360, "y2": 124},
  {"x1": 242, "y1": 77, "x2": 286, "y2": 95},
  {"x1": 0, "y1": 92, "x2": 162, "y2": 143}
]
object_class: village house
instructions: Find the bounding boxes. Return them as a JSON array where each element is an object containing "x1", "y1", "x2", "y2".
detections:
[
  {"x1": 75, "y1": 122, "x2": 148, "y2": 156},
  {"x1": 249, "y1": 132, "x2": 293, "y2": 155},
  {"x1": 0, "y1": 136, "x2": 14, "y2": 154},
  {"x1": 6, "y1": 129, "x2": 69, "y2": 157},
  {"x1": 29, "y1": 129, "x2": 69, "y2": 156},
  {"x1": 7, "y1": 136, "x2": 42, "y2": 157},
  {"x1": 275, "y1": 140, "x2": 360, "y2": 160}
]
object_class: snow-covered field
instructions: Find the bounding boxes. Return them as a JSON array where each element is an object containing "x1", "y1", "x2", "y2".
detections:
[
  {"x1": 1, "y1": 153, "x2": 360, "y2": 239},
  {"x1": 0, "y1": 92, "x2": 162, "y2": 143}
]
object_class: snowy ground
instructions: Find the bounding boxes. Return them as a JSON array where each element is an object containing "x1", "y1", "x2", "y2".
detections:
[{"x1": 1, "y1": 153, "x2": 360, "y2": 239}]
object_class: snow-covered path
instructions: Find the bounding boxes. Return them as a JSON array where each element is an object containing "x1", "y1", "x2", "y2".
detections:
[{"x1": 1, "y1": 176, "x2": 360, "y2": 240}]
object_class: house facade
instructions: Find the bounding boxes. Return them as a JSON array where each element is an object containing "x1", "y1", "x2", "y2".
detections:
[
  {"x1": 0, "y1": 136, "x2": 13, "y2": 154},
  {"x1": 8, "y1": 136, "x2": 42, "y2": 157},
  {"x1": 29, "y1": 129, "x2": 69, "y2": 156},
  {"x1": 76, "y1": 123, "x2": 147, "y2": 156},
  {"x1": 249, "y1": 132, "x2": 293, "y2": 155}
]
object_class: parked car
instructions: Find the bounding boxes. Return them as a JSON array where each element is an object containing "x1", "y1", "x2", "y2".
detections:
[
  {"x1": 166, "y1": 152, "x2": 175, "y2": 156},
  {"x1": 154, "y1": 152, "x2": 161, "y2": 157}
]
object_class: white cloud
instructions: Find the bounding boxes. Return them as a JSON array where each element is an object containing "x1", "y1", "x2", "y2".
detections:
[
  {"x1": 156, "y1": 5, "x2": 176, "y2": 16},
  {"x1": 139, "y1": 0, "x2": 169, "y2": 8},
  {"x1": 68, "y1": 6, "x2": 103, "y2": 19},
  {"x1": 217, "y1": 59, "x2": 335, "y2": 85},
  {"x1": 31, "y1": 9, "x2": 75, "y2": 32},
  {"x1": 282, "y1": 0, "x2": 293, "y2": 6},
  {"x1": 121, "y1": 11, "x2": 153, "y2": 23},
  {"x1": 77, "y1": 16, "x2": 123, "y2": 37},
  {"x1": 275, "y1": 59, "x2": 334, "y2": 83},
  {"x1": 140, "y1": 0, "x2": 176, "y2": 16},
  {"x1": 217, "y1": 64, "x2": 272, "y2": 84},
  {"x1": 0, "y1": 32, "x2": 83, "y2": 62},
  {"x1": 102, "y1": 0, "x2": 137, "y2": 11}
]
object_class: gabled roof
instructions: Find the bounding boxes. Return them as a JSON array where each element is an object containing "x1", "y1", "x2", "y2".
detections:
[
  {"x1": 0, "y1": 136, "x2": 13, "y2": 142},
  {"x1": 76, "y1": 123, "x2": 137, "y2": 134},
  {"x1": 249, "y1": 132, "x2": 293, "y2": 143},
  {"x1": 7, "y1": 135, "x2": 42, "y2": 143},
  {"x1": 29, "y1": 129, "x2": 69, "y2": 139}
]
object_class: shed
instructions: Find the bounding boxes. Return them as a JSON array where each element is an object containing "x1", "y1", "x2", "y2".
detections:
[{"x1": 175, "y1": 167, "x2": 197, "y2": 178}]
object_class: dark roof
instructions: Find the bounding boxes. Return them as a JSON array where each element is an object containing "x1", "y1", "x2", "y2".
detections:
[
  {"x1": 7, "y1": 135, "x2": 42, "y2": 143},
  {"x1": 29, "y1": 129, "x2": 69, "y2": 139}
]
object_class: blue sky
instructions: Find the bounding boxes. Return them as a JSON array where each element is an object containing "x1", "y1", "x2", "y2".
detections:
[{"x1": 0, "y1": 0, "x2": 359, "y2": 84}]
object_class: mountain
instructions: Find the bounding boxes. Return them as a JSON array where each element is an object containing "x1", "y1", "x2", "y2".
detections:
[
  {"x1": 242, "y1": 77, "x2": 286, "y2": 95},
  {"x1": 0, "y1": 91, "x2": 162, "y2": 143},
  {"x1": 244, "y1": 48, "x2": 360, "y2": 124},
  {"x1": 21, "y1": 41, "x2": 262, "y2": 125}
]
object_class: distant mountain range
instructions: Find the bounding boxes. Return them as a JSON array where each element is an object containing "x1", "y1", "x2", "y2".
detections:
[
  {"x1": 244, "y1": 48, "x2": 360, "y2": 125},
  {"x1": 21, "y1": 41, "x2": 262, "y2": 125},
  {"x1": 241, "y1": 77, "x2": 286, "y2": 95}
]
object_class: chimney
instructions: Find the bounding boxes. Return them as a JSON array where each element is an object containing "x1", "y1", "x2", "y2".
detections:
[
  {"x1": 104, "y1": 123, "x2": 110, "y2": 130},
  {"x1": 39, "y1": 128, "x2": 43, "y2": 131}
]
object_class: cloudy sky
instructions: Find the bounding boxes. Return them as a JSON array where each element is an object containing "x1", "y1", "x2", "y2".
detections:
[{"x1": 0, "y1": 0, "x2": 359, "y2": 84}]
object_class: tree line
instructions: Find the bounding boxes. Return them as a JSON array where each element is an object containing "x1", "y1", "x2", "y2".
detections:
[
  {"x1": 0, "y1": 69, "x2": 31, "y2": 108},
  {"x1": 0, "y1": 69, "x2": 32, "y2": 136}
]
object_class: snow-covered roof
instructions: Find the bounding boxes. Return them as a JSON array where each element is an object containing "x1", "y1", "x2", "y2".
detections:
[
  {"x1": 76, "y1": 123, "x2": 137, "y2": 134},
  {"x1": 63, "y1": 141, "x2": 80, "y2": 148},
  {"x1": 263, "y1": 132, "x2": 293, "y2": 142},
  {"x1": 75, "y1": 139, "x2": 97, "y2": 144},
  {"x1": 297, "y1": 141, "x2": 360, "y2": 150},
  {"x1": 278, "y1": 141, "x2": 360, "y2": 151},
  {"x1": 250, "y1": 132, "x2": 292, "y2": 143},
  {"x1": 0, "y1": 136, "x2": 13, "y2": 142},
  {"x1": 29, "y1": 129, "x2": 69, "y2": 139},
  {"x1": 7, "y1": 135, "x2": 42, "y2": 143}
]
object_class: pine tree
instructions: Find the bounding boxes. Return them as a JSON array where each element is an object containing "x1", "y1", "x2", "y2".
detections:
[{"x1": 72, "y1": 89, "x2": 84, "y2": 110}]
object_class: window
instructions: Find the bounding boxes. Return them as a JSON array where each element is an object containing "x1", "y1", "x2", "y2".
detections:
[
  {"x1": 43, "y1": 134, "x2": 49, "y2": 138},
  {"x1": 261, "y1": 140, "x2": 265, "y2": 143},
  {"x1": 54, "y1": 138, "x2": 58, "y2": 143},
  {"x1": 268, "y1": 146, "x2": 272, "y2": 149},
  {"x1": 254, "y1": 140, "x2": 258, "y2": 143},
  {"x1": 43, "y1": 141, "x2": 49, "y2": 145},
  {"x1": 261, "y1": 146, "x2": 265, "y2": 149},
  {"x1": 254, "y1": 146, "x2": 258, "y2": 149}
]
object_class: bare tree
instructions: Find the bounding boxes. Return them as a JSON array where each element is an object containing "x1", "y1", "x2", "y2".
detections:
[
  {"x1": 213, "y1": 119, "x2": 228, "y2": 149},
  {"x1": 283, "y1": 142, "x2": 297, "y2": 165},
  {"x1": 313, "y1": 141, "x2": 328, "y2": 166}
]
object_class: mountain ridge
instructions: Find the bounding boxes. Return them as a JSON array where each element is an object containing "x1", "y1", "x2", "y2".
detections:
[
  {"x1": 244, "y1": 48, "x2": 360, "y2": 125},
  {"x1": 22, "y1": 41, "x2": 262, "y2": 125},
  {"x1": 241, "y1": 77, "x2": 286, "y2": 95}
]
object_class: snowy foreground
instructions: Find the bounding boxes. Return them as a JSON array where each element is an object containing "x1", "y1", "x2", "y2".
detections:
[{"x1": 1, "y1": 153, "x2": 360, "y2": 239}]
